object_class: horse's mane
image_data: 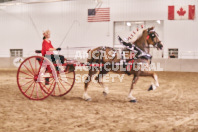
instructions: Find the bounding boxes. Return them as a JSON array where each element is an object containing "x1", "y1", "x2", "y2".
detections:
[{"x1": 128, "y1": 28, "x2": 146, "y2": 44}]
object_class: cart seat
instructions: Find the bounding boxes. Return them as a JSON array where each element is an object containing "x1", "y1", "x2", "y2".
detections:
[{"x1": 35, "y1": 50, "x2": 41, "y2": 54}]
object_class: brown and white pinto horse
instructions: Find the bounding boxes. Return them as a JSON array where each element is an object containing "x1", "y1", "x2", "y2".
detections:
[{"x1": 83, "y1": 27, "x2": 163, "y2": 102}]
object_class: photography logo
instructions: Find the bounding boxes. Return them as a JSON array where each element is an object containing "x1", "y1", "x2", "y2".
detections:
[{"x1": 13, "y1": 57, "x2": 24, "y2": 67}]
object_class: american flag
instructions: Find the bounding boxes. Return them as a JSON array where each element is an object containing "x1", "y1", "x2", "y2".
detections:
[{"x1": 88, "y1": 8, "x2": 110, "y2": 22}]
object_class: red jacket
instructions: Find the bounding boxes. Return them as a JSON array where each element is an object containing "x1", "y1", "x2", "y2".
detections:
[{"x1": 41, "y1": 40, "x2": 54, "y2": 56}]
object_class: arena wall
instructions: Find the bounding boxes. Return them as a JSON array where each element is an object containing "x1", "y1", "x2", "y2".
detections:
[{"x1": 0, "y1": 0, "x2": 197, "y2": 58}]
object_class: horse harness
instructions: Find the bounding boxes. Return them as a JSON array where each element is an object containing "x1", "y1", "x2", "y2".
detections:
[{"x1": 147, "y1": 30, "x2": 162, "y2": 49}]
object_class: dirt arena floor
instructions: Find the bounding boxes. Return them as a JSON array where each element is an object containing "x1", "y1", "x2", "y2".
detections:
[{"x1": 0, "y1": 69, "x2": 198, "y2": 132}]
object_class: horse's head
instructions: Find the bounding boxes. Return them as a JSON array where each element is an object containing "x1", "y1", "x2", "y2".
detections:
[{"x1": 145, "y1": 27, "x2": 163, "y2": 50}]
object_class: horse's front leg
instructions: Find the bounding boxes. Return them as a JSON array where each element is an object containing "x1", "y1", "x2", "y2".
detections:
[
  {"x1": 128, "y1": 75, "x2": 139, "y2": 102},
  {"x1": 83, "y1": 70, "x2": 97, "y2": 101},
  {"x1": 95, "y1": 70, "x2": 109, "y2": 96},
  {"x1": 150, "y1": 73, "x2": 159, "y2": 90},
  {"x1": 140, "y1": 71, "x2": 159, "y2": 91}
]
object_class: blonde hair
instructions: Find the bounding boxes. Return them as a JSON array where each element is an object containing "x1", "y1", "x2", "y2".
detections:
[
  {"x1": 43, "y1": 30, "x2": 50, "y2": 40},
  {"x1": 43, "y1": 30, "x2": 50, "y2": 37}
]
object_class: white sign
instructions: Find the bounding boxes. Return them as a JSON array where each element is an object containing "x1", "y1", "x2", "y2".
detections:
[{"x1": 13, "y1": 57, "x2": 24, "y2": 67}]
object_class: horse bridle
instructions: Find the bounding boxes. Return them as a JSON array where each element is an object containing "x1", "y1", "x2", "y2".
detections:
[{"x1": 147, "y1": 30, "x2": 162, "y2": 49}]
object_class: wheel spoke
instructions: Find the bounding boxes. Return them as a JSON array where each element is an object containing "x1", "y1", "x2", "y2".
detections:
[
  {"x1": 60, "y1": 76, "x2": 74, "y2": 79},
  {"x1": 50, "y1": 80, "x2": 56, "y2": 95},
  {"x1": 24, "y1": 81, "x2": 34, "y2": 93},
  {"x1": 59, "y1": 78, "x2": 72, "y2": 86},
  {"x1": 20, "y1": 71, "x2": 33, "y2": 77},
  {"x1": 19, "y1": 77, "x2": 33, "y2": 80},
  {"x1": 58, "y1": 79, "x2": 67, "y2": 91},
  {"x1": 35, "y1": 58, "x2": 37, "y2": 74},
  {"x1": 49, "y1": 79, "x2": 55, "y2": 91},
  {"x1": 40, "y1": 82, "x2": 50, "y2": 92},
  {"x1": 20, "y1": 80, "x2": 34, "y2": 87},
  {"x1": 36, "y1": 83, "x2": 39, "y2": 99},
  {"x1": 30, "y1": 83, "x2": 36, "y2": 98},
  {"x1": 53, "y1": 88, "x2": 55, "y2": 95},
  {"x1": 57, "y1": 82, "x2": 62, "y2": 95},
  {"x1": 39, "y1": 84, "x2": 46, "y2": 98},
  {"x1": 42, "y1": 79, "x2": 55, "y2": 93},
  {"x1": 23, "y1": 63, "x2": 34, "y2": 76},
  {"x1": 29, "y1": 59, "x2": 35, "y2": 75}
]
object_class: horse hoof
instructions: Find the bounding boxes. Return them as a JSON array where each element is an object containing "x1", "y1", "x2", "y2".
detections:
[
  {"x1": 85, "y1": 98, "x2": 92, "y2": 101},
  {"x1": 130, "y1": 99, "x2": 137, "y2": 103},
  {"x1": 148, "y1": 85, "x2": 153, "y2": 91},
  {"x1": 103, "y1": 91, "x2": 108, "y2": 97}
]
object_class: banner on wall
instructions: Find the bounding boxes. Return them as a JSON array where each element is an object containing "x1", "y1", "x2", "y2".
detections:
[{"x1": 168, "y1": 5, "x2": 195, "y2": 20}]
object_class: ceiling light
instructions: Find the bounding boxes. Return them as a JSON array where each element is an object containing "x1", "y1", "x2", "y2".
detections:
[
  {"x1": 156, "y1": 20, "x2": 161, "y2": 24},
  {"x1": 126, "y1": 22, "x2": 131, "y2": 27}
]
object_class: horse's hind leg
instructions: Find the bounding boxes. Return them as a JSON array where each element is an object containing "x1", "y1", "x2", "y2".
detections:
[
  {"x1": 128, "y1": 74, "x2": 139, "y2": 102},
  {"x1": 95, "y1": 69, "x2": 109, "y2": 96},
  {"x1": 83, "y1": 69, "x2": 98, "y2": 101}
]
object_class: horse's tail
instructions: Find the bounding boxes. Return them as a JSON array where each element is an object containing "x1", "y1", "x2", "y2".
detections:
[
  {"x1": 87, "y1": 49, "x2": 91, "y2": 53},
  {"x1": 87, "y1": 49, "x2": 93, "y2": 63}
]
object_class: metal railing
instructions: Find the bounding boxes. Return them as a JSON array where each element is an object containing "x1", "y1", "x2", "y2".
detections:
[{"x1": 0, "y1": 47, "x2": 198, "y2": 60}]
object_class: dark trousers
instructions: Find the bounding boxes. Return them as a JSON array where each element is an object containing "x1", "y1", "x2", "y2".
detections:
[{"x1": 45, "y1": 54, "x2": 64, "y2": 64}]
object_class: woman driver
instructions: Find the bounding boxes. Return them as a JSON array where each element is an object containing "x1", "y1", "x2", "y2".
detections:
[
  {"x1": 37, "y1": 30, "x2": 65, "y2": 83},
  {"x1": 42, "y1": 30, "x2": 64, "y2": 70}
]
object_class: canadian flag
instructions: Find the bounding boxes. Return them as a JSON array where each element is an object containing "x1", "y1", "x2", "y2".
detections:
[{"x1": 168, "y1": 5, "x2": 195, "y2": 20}]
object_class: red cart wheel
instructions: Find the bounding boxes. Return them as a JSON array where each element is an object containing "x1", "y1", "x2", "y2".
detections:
[
  {"x1": 17, "y1": 56, "x2": 57, "y2": 100},
  {"x1": 51, "y1": 59, "x2": 75, "y2": 97}
]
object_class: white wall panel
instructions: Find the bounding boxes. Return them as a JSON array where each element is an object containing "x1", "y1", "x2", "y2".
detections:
[{"x1": 0, "y1": 0, "x2": 197, "y2": 58}]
